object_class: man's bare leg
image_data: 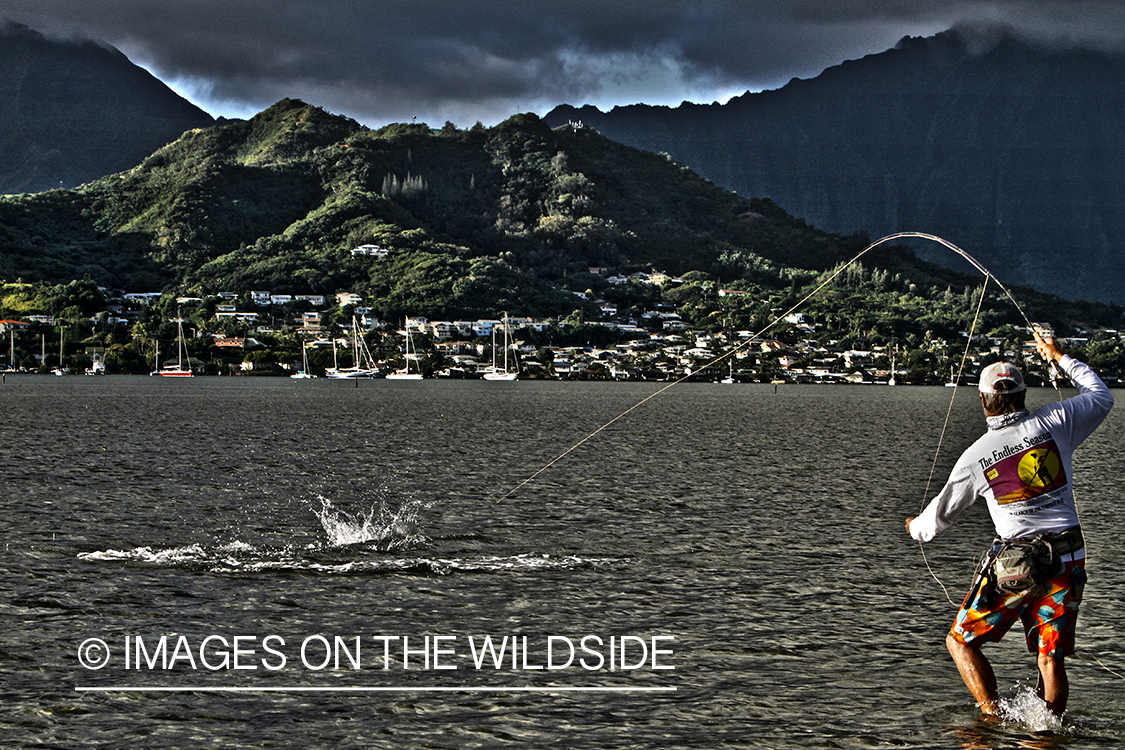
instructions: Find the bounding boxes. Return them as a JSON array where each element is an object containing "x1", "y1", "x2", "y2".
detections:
[
  {"x1": 1036, "y1": 653, "x2": 1069, "y2": 715},
  {"x1": 947, "y1": 633, "x2": 1000, "y2": 715}
]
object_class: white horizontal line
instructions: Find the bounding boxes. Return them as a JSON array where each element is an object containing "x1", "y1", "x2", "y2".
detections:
[{"x1": 75, "y1": 686, "x2": 676, "y2": 693}]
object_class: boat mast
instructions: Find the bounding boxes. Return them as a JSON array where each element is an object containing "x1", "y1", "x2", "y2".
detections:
[
  {"x1": 404, "y1": 322, "x2": 412, "y2": 374},
  {"x1": 352, "y1": 316, "x2": 360, "y2": 369},
  {"x1": 177, "y1": 318, "x2": 185, "y2": 371},
  {"x1": 502, "y1": 313, "x2": 510, "y2": 373}
]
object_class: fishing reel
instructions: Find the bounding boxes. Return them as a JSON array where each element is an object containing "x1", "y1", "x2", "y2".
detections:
[{"x1": 1033, "y1": 325, "x2": 1068, "y2": 390}]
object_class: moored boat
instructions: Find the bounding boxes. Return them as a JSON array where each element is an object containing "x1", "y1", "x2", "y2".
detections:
[
  {"x1": 481, "y1": 313, "x2": 517, "y2": 381},
  {"x1": 157, "y1": 316, "x2": 194, "y2": 377},
  {"x1": 386, "y1": 325, "x2": 423, "y2": 379}
]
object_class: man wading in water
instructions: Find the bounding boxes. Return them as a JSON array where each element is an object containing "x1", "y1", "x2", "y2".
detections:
[{"x1": 906, "y1": 332, "x2": 1113, "y2": 716}]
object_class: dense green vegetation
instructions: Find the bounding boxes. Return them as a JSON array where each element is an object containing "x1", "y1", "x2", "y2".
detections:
[
  {"x1": 0, "y1": 100, "x2": 877, "y2": 306},
  {"x1": 4, "y1": 274, "x2": 1124, "y2": 381},
  {"x1": 1, "y1": 99, "x2": 1123, "y2": 379}
]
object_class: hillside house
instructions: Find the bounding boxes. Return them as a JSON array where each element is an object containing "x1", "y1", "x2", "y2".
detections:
[
  {"x1": 215, "y1": 311, "x2": 259, "y2": 323},
  {"x1": 124, "y1": 292, "x2": 162, "y2": 306},
  {"x1": 428, "y1": 321, "x2": 459, "y2": 339},
  {"x1": 299, "y1": 312, "x2": 323, "y2": 334},
  {"x1": 351, "y1": 244, "x2": 389, "y2": 258},
  {"x1": 295, "y1": 294, "x2": 326, "y2": 306}
]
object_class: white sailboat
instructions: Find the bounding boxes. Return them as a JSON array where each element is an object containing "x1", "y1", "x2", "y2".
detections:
[
  {"x1": 51, "y1": 327, "x2": 69, "y2": 375},
  {"x1": 720, "y1": 359, "x2": 735, "y2": 384},
  {"x1": 888, "y1": 346, "x2": 897, "y2": 386},
  {"x1": 290, "y1": 340, "x2": 317, "y2": 378},
  {"x1": 386, "y1": 323, "x2": 423, "y2": 379},
  {"x1": 325, "y1": 318, "x2": 377, "y2": 379},
  {"x1": 482, "y1": 313, "x2": 518, "y2": 381},
  {"x1": 157, "y1": 316, "x2": 194, "y2": 376}
]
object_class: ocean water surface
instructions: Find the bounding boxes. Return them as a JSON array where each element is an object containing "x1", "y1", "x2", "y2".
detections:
[{"x1": 2, "y1": 376, "x2": 1123, "y2": 748}]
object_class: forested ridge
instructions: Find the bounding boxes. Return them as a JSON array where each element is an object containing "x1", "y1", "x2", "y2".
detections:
[
  {"x1": 1, "y1": 98, "x2": 1122, "y2": 358},
  {"x1": 546, "y1": 26, "x2": 1125, "y2": 304}
]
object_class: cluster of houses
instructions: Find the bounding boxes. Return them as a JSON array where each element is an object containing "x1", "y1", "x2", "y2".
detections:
[
  {"x1": 1, "y1": 264, "x2": 1112, "y2": 382},
  {"x1": 325, "y1": 314, "x2": 1091, "y2": 383},
  {"x1": 180, "y1": 289, "x2": 1088, "y2": 382}
]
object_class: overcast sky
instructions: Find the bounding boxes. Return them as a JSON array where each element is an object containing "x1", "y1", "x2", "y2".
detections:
[{"x1": 6, "y1": 1, "x2": 1125, "y2": 127}]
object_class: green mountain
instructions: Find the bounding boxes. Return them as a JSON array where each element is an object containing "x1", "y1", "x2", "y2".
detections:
[
  {"x1": 0, "y1": 100, "x2": 849, "y2": 315},
  {"x1": 0, "y1": 20, "x2": 215, "y2": 194},
  {"x1": 0, "y1": 98, "x2": 1119, "y2": 338}
]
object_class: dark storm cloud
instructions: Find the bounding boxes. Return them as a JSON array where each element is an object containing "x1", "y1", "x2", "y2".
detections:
[{"x1": 5, "y1": 1, "x2": 1125, "y2": 126}]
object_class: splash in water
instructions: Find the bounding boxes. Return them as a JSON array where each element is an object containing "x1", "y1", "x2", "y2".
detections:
[
  {"x1": 78, "y1": 492, "x2": 626, "y2": 574},
  {"x1": 997, "y1": 683, "x2": 1065, "y2": 734},
  {"x1": 312, "y1": 495, "x2": 427, "y2": 549}
]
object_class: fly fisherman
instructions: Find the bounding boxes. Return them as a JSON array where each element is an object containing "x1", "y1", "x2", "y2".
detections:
[{"x1": 906, "y1": 332, "x2": 1113, "y2": 717}]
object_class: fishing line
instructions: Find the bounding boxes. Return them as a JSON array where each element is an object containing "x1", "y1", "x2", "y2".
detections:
[
  {"x1": 916, "y1": 271, "x2": 993, "y2": 607},
  {"x1": 494, "y1": 230, "x2": 1122, "y2": 685}
]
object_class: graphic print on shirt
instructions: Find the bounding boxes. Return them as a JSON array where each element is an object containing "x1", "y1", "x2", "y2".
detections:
[{"x1": 984, "y1": 438, "x2": 1067, "y2": 505}]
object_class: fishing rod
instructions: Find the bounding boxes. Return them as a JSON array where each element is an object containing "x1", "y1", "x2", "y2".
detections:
[{"x1": 865, "y1": 232, "x2": 1065, "y2": 389}]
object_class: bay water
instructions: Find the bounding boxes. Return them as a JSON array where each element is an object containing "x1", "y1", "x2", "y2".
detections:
[{"x1": 2, "y1": 376, "x2": 1123, "y2": 748}]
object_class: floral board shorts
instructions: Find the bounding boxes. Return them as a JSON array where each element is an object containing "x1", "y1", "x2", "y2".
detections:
[{"x1": 949, "y1": 557, "x2": 1086, "y2": 657}]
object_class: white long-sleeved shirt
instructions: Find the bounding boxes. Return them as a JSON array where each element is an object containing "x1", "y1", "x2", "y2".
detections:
[{"x1": 910, "y1": 355, "x2": 1113, "y2": 547}]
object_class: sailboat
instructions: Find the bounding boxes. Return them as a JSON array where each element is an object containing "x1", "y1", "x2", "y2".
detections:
[
  {"x1": 290, "y1": 340, "x2": 317, "y2": 378},
  {"x1": 325, "y1": 318, "x2": 377, "y2": 379},
  {"x1": 720, "y1": 359, "x2": 735, "y2": 384},
  {"x1": 386, "y1": 323, "x2": 423, "y2": 379},
  {"x1": 157, "y1": 315, "x2": 194, "y2": 376},
  {"x1": 887, "y1": 346, "x2": 897, "y2": 386},
  {"x1": 51, "y1": 327, "x2": 69, "y2": 375},
  {"x1": 482, "y1": 314, "x2": 518, "y2": 381}
]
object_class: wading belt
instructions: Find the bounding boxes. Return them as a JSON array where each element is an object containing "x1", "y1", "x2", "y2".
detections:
[
  {"x1": 996, "y1": 526, "x2": 1084, "y2": 557},
  {"x1": 979, "y1": 526, "x2": 1085, "y2": 594}
]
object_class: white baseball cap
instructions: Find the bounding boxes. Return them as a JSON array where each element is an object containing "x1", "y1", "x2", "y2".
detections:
[{"x1": 978, "y1": 361, "x2": 1026, "y2": 394}]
